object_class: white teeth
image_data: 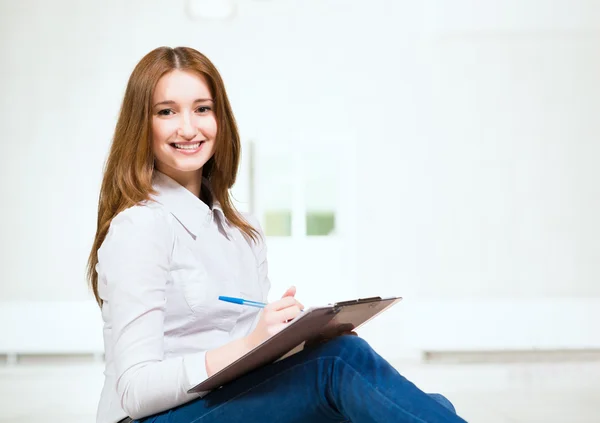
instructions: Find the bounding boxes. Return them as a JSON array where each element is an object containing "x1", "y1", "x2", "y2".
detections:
[{"x1": 174, "y1": 142, "x2": 201, "y2": 150}]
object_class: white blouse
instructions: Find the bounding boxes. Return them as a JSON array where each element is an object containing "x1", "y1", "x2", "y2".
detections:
[{"x1": 95, "y1": 171, "x2": 270, "y2": 423}]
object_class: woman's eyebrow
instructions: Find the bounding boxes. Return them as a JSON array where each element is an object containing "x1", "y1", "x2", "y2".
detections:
[{"x1": 153, "y1": 98, "x2": 214, "y2": 108}]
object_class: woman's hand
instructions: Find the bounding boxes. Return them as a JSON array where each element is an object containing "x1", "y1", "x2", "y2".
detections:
[{"x1": 245, "y1": 286, "x2": 304, "y2": 349}]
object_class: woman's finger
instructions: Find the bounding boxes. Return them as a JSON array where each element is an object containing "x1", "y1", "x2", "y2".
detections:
[
  {"x1": 268, "y1": 296, "x2": 298, "y2": 311},
  {"x1": 275, "y1": 305, "x2": 302, "y2": 322},
  {"x1": 281, "y1": 286, "x2": 296, "y2": 298}
]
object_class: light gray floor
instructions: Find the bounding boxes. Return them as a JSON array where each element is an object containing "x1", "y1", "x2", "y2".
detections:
[{"x1": 0, "y1": 358, "x2": 598, "y2": 422}]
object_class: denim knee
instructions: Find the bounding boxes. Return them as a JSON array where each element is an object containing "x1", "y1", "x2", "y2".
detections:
[
  {"x1": 427, "y1": 393, "x2": 456, "y2": 413},
  {"x1": 320, "y1": 334, "x2": 370, "y2": 357}
]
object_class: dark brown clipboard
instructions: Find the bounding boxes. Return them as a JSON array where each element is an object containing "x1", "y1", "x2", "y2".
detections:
[{"x1": 187, "y1": 296, "x2": 402, "y2": 394}]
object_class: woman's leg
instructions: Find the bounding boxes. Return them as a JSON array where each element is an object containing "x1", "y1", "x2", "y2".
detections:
[
  {"x1": 140, "y1": 335, "x2": 467, "y2": 423},
  {"x1": 427, "y1": 393, "x2": 457, "y2": 414}
]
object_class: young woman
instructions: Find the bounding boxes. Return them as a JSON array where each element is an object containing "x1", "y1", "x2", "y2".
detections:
[{"x1": 88, "y1": 46, "x2": 468, "y2": 423}]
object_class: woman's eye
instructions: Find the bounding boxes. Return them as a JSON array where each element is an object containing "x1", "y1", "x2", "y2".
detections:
[
  {"x1": 197, "y1": 106, "x2": 212, "y2": 113},
  {"x1": 157, "y1": 109, "x2": 174, "y2": 116}
]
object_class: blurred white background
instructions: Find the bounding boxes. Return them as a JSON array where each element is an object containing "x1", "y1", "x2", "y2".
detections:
[{"x1": 1, "y1": 0, "x2": 599, "y2": 422}]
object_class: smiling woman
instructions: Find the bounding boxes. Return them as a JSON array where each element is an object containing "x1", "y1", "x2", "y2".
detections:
[
  {"x1": 87, "y1": 47, "x2": 259, "y2": 309},
  {"x1": 87, "y1": 46, "x2": 465, "y2": 423},
  {"x1": 151, "y1": 70, "x2": 217, "y2": 196}
]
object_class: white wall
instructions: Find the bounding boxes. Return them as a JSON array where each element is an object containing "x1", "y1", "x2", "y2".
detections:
[
  {"x1": 351, "y1": 0, "x2": 600, "y2": 300},
  {"x1": 1, "y1": 0, "x2": 599, "y2": 355}
]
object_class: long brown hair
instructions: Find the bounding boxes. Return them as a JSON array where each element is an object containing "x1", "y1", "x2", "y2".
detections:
[{"x1": 87, "y1": 46, "x2": 259, "y2": 306}]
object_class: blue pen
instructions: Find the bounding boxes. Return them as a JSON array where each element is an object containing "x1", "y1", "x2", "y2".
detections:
[
  {"x1": 218, "y1": 296, "x2": 267, "y2": 309},
  {"x1": 219, "y1": 296, "x2": 305, "y2": 320}
]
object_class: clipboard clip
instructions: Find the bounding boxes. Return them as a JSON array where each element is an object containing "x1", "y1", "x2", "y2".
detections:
[{"x1": 332, "y1": 296, "x2": 382, "y2": 312}]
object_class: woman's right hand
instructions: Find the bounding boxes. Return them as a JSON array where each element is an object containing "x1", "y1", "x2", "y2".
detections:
[{"x1": 245, "y1": 286, "x2": 304, "y2": 349}]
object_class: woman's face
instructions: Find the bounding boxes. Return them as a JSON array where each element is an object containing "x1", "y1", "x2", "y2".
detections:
[{"x1": 151, "y1": 69, "x2": 217, "y2": 182}]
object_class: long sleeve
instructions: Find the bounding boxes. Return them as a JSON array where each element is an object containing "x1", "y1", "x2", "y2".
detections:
[{"x1": 97, "y1": 206, "x2": 208, "y2": 419}]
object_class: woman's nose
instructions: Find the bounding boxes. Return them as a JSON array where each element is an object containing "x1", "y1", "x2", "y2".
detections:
[{"x1": 177, "y1": 115, "x2": 198, "y2": 139}]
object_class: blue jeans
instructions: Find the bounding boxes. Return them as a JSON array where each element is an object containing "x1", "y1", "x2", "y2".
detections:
[{"x1": 138, "y1": 336, "x2": 467, "y2": 422}]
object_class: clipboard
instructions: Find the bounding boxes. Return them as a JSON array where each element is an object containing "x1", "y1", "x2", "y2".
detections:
[{"x1": 187, "y1": 296, "x2": 402, "y2": 394}]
